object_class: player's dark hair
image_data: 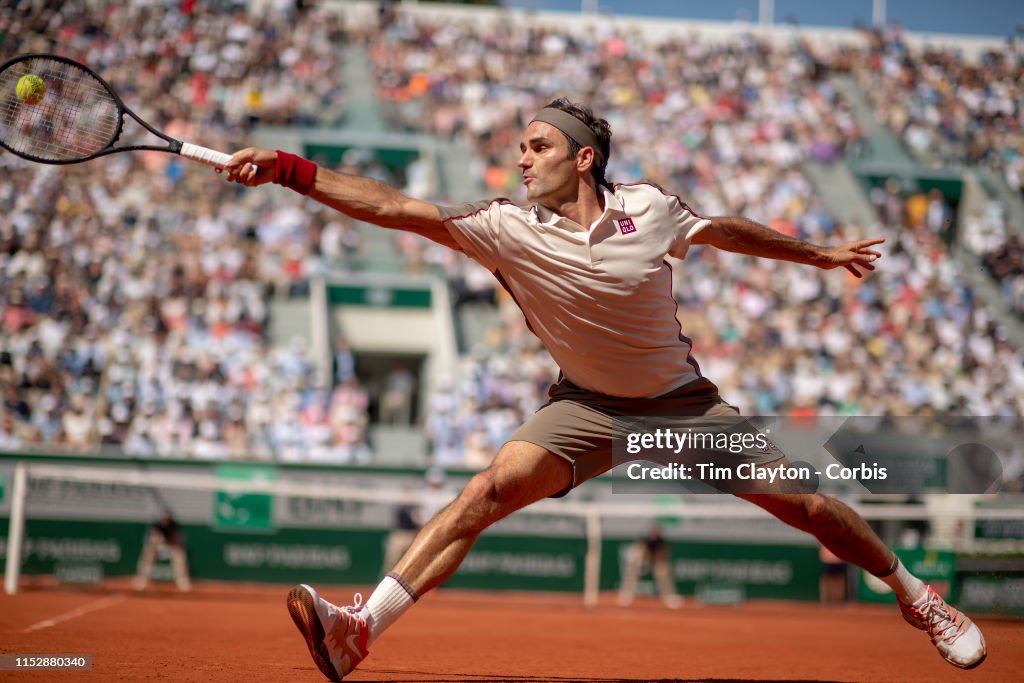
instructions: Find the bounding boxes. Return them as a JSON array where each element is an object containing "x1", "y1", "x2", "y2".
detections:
[{"x1": 544, "y1": 97, "x2": 613, "y2": 189}]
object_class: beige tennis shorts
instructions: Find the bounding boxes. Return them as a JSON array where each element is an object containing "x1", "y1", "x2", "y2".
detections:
[{"x1": 509, "y1": 377, "x2": 786, "y2": 497}]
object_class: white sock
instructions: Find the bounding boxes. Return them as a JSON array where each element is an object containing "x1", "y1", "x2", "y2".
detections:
[
  {"x1": 877, "y1": 556, "x2": 927, "y2": 604},
  {"x1": 364, "y1": 573, "x2": 417, "y2": 645}
]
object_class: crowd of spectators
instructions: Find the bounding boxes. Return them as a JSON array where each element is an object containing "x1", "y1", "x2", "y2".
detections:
[
  {"x1": 370, "y1": 14, "x2": 864, "y2": 219},
  {"x1": 1, "y1": 2, "x2": 1023, "y2": 477},
  {"x1": 364, "y1": 11, "x2": 1023, "y2": 464},
  {"x1": 845, "y1": 22, "x2": 1024, "y2": 316},
  {"x1": 0, "y1": 1, "x2": 374, "y2": 462},
  {"x1": 5, "y1": 0, "x2": 351, "y2": 129},
  {"x1": 0, "y1": 150, "x2": 376, "y2": 463},
  {"x1": 688, "y1": 190, "x2": 1024, "y2": 420},
  {"x1": 851, "y1": 24, "x2": 1024, "y2": 196}
]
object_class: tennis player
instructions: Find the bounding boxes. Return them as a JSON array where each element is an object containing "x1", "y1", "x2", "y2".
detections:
[{"x1": 221, "y1": 98, "x2": 986, "y2": 679}]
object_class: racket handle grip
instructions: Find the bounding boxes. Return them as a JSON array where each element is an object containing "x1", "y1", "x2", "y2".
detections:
[{"x1": 179, "y1": 142, "x2": 232, "y2": 169}]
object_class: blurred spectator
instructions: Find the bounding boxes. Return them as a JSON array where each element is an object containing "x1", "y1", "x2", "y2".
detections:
[
  {"x1": 983, "y1": 235, "x2": 1024, "y2": 317},
  {"x1": 618, "y1": 523, "x2": 683, "y2": 609},
  {"x1": 379, "y1": 367, "x2": 416, "y2": 425},
  {"x1": 134, "y1": 510, "x2": 191, "y2": 593},
  {"x1": 333, "y1": 337, "x2": 357, "y2": 386}
]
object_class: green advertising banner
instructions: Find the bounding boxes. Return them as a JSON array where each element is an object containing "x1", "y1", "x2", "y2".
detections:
[
  {"x1": 2, "y1": 519, "x2": 148, "y2": 577},
  {"x1": 327, "y1": 283, "x2": 432, "y2": 309},
  {"x1": 601, "y1": 539, "x2": 820, "y2": 601},
  {"x1": 3, "y1": 517, "x2": 816, "y2": 599},
  {"x1": 186, "y1": 526, "x2": 385, "y2": 584},
  {"x1": 973, "y1": 502, "x2": 1024, "y2": 540},
  {"x1": 957, "y1": 575, "x2": 1024, "y2": 616},
  {"x1": 0, "y1": 469, "x2": 5, "y2": 505},
  {"x1": 858, "y1": 547, "x2": 957, "y2": 603},
  {"x1": 214, "y1": 464, "x2": 276, "y2": 532},
  {"x1": 0, "y1": 519, "x2": 388, "y2": 586},
  {"x1": 445, "y1": 535, "x2": 587, "y2": 593}
]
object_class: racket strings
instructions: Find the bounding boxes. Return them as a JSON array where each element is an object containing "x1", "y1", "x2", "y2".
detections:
[{"x1": 0, "y1": 57, "x2": 121, "y2": 161}]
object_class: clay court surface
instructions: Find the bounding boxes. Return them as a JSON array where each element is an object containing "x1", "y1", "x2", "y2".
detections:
[{"x1": 1, "y1": 582, "x2": 1021, "y2": 682}]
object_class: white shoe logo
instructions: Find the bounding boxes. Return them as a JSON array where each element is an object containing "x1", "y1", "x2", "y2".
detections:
[
  {"x1": 324, "y1": 623, "x2": 363, "y2": 674},
  {"x1": 346, "y1": 631, "x2": 363, "y2": 655}
]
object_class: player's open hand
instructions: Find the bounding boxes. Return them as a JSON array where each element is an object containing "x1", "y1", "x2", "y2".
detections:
[
  {"x1": 218, "y1": 147, "x2": 277, "y2": 187},
  {"x1": 818, "y1": 238, "x2": 885, "y2": 278}
]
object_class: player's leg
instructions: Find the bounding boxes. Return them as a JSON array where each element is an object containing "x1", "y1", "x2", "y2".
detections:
[
  {"x1": 736, "y1": 486, "x2": 986, "y2": 669},
  {"x1": 286, "y1": 440, "x2": 572, "y2": 681},
  {"x1": 651, "y1": 547, "x2": 682, "y2": 608},
  {"x1": 617, "y1": 541, "x2": 645, "y2": 606},
  {"x1": 132, "y1": 530, "x2": 159, "y2": 590},
  {"x1": 735, "y1": 488, "x2": 894, "y2": 573},
  {"x1": 169, "y1": 544, "x2": 191, "y2": 592},
  {"x1": 388, "y1": 440, "x2": 572, "y2": 596}
]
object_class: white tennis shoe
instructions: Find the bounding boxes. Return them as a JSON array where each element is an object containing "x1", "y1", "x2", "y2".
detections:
[
  {"x1": 898, "y1": 586, "x2": 986, "y2": 669},
  {"x1": 287, "y1": 584, "x2": 370, "y2": 681}
]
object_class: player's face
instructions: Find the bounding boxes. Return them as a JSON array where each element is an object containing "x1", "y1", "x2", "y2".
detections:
[{"x1": 518, "y1": 121, "x2": 581, "y2": 207}]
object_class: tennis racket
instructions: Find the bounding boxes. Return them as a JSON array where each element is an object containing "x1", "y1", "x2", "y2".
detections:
[{"x1": 0, "y1": 53, "x2": 231, "y2": 168}]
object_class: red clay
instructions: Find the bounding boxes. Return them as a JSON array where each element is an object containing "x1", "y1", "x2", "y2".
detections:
[{"x1": 1, "y1": 581, "x2": 1022, "y2": 682}]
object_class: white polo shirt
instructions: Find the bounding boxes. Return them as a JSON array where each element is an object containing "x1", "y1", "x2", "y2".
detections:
[{"x1": 440, "y1": 182, "x2": 710, "y2": 399}]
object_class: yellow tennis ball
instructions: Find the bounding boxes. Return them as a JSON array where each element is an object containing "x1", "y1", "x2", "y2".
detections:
[{"x1": 16, "y1": 74, "x2": 46, "y2": 105}]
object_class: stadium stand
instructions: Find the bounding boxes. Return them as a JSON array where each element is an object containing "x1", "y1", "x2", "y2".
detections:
[
  {"x1": 0, "y1": 1, "x2": 1022, "y2": 489},
  {"x1": 0, "y1": 2, "x2": 375, "y2": 461},
  {"x1": 848, "y1": 23, "x2": 1024, "y2": 319},
  {"x1": 3, "y1": 5, "x2": 1024, "y2": 645},
  {"x1": 363, "y1": 7, "x2": 1024, "y2": 462}
]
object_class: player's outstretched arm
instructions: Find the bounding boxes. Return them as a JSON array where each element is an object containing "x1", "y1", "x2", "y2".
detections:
[
  {"x1": 219, "y1": 147, "x2": 459, "y2": 250},
  {"x1": 691, "y1": 216, "x2": 884, "y2": 278}
]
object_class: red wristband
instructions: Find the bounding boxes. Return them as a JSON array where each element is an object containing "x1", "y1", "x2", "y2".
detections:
[{"x1": 273, "y1": 151, "x2": 317, "y2": 195}]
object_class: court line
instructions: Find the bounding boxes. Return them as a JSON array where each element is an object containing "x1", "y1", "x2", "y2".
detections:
[{"x1": 22, "y1": 593, "x2": 127, "y2": 633}]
